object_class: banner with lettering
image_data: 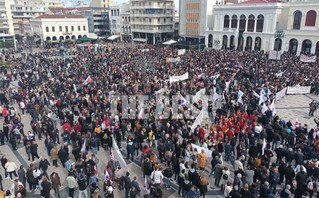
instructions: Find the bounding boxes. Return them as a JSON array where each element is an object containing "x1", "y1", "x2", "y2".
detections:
[
  {"x1": 300, "y1": 54, "x2": 316, "y2": 63},
  {"x1": 269, "y1": 50, "x2": 281, "y2": 60},
  {"x1": 287, "y1": 86, "x2": 311, "y2": 94},
  {"x1": 166, "y1": 57, "x2": 180, "y2": 63},
  {"x1": 169, "y1": 72, "x2": 188, "y2": 83}
]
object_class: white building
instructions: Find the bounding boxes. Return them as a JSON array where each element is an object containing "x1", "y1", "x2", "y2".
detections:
[
  {"x1": 130, "y1": 0, "x2": 175, "y2": 44},
  {"x1": 179, "y1": 0, "x2": 221, "y2": 45},
  {"x1": 205, "y1": 0, "x2": 319, "y2": 56},
  {"x1": 43, "y1": 0, "x2": 63, "y2": 7},
  {"x1": 28, "y1": 14, "x2": 89, "y2": 43},
  {"x1": 110, "y1": 3, "x2": 131, "y2": 41},
  {"x1": 10, "y1": 0, "x2": 47, "y2": 35},
  {"x1": 0, "y1": 0, "x2": 14, "y2": 36}
]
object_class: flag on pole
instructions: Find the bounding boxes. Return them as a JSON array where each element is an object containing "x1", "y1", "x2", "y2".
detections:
[
  {"x1": 181, "y1": 95, "x2": 187, "y2": 105},
  {"x1": 213, "y1": 91, "x2": 220, "y2": 101},
  {"x1": 81, "y1": 139, "x2": 86, "y2": 154},
  {"x1": 262, "y1": 138, "x2": 266, "y2": 155},
  {"x1": 83, "y1": 76, "x2": 92, "y2": 86},
  {"x1": 138, "y1": 108, "x2": 144, "y2": 119},
  {"x1": 105, "y1": 169, "x2": 111, "y2": 181},
  {"x1": 88, "y1": 41, "x2": 91, "y2": 51},
  {"x1": 253, "y1": 91, "x2": 260, "y2": 98},
  {"x1": 237, "y1": 90, "x2": 244, "y2": 104},
  {"x1": 262, "y1": 103, "x2": 268, "y2": 114}
]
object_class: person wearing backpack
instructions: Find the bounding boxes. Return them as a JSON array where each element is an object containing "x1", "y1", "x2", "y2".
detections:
[
  {"x1": 199, "y1": 174, "x2": 208, "y2": 198},
  {"x1": 163, "y1": 165, "x2": 174, "y2": 189}
]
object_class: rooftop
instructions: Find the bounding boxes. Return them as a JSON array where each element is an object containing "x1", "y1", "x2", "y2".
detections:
[{"x1": 36, "y1": 14, "x2": 84, "y2": 19}]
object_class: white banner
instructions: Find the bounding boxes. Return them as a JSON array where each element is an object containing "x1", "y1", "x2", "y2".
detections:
[
  {"x1": 287, "y1": 86, "x2": 311, "y2": 94},
  {"x1": 169, "y1": 72, "x2": 188, "y2": 83},
  {"x1": 191, "y1": 110, "x2": 204, "y2": 132},
  {"x1": 300, "y1": 54, "x2": 316, "y2": 63},
  {"x1": 275, "y1": 87, "x2": 287, "y2": 101},
  {"x1": 191, "y1": 143, "x2": 212, "y2": 161},
  {"x1": 140, "y1": 49, "x2": 149, "y2": 52},
  {"x1": 112, "y1": 137, "x2": 128, "y2": 172},
  {"x1": 178, "y1": 49, "x2": 186, "y2": 56},
  {"x1": 269, "y1": 50, "x2": 281, "y2": 60},
  {"x1": 166, "y1": 57, "x2": 180, "y2": 63},
  {"x1": 194, "y1": 88, "x2": 206, "y2": 102}
]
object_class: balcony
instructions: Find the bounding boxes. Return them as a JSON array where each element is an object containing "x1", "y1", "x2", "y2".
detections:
[
  {"x1": 131, "y1": 13, "x2": 174, "y2": 17},
  {"x1": 131, "y1": 21, "x2": 174, "y2": 25},
  {"x1": 131, "y1": 28, "x2": 173, "y2": 34},
  {"x1": 131, "y1": 5, "x2": 174, "y2": 9}
]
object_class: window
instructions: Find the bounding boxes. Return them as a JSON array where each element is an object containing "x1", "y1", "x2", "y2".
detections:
[
  {"x1": 52, "y1": 26, "x2": 55, "y2": 32},
  {"x1": 83, "y1": 26, "x2": 86, "y2": 31},
  {"x1": 305, "y1": 10, "x2": 317, "y2": 26},
  {"x1": 46, "y1": 26, "x2": 49, "y2": 32},
  {"x1": 256, "y1": 15, "x2": 264, "y2": 32},
  {"x1": 231, "y1": 15, "x2": 238, "y2": 28},
  {"x1": 224, "y1": 15, "x2": 230, "y2": 28},
  {"x1": 71, "y1": 26, "x2": 74, "y2": 31},
  {"x1": 78, "y1": 26, "x2": 80, "y2": 31},
  {"x1": 65, "y1": 26, "x2": 68, "y2": 32},
  {"x1": 293, "y1": 11, "x2": 302, "y2": 30},
  {"x1": 59, "y1": 26, "x2": 62, "y2": 32}
]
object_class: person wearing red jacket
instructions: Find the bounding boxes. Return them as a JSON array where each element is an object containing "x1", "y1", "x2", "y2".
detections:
[
  {"x1": 199, "y1": 127, "x2": 205, "y2": 144},
  {"x1": 2, "y1": 107, "x2": 8, "y2": 123},
  {"x1": 73, "y1": 122, "x2": 82, "y2": 134},
  {"x1": 62, "y1": 123, "x2": 71, "y2": 132}
]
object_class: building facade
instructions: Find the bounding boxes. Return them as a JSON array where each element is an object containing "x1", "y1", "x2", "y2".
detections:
[
  {"x1": 130, "y1": 0, "x2": 175, "y2": 44},
  {"x1": 110, "y1": 3, "x2": 131, "y2": 41},
  {"x1": 205, "y1": 0, "x2": 319, "y2": 56},
  {"x1": 28, "y1": 15, "x2": 89, "y2": 43},
  {"x1": 0, "y1": 0, "x2": 14, "y2": 36},
  {"x1": 91, "y1": 0, "x2": 114, "y2": 8},
  {"x1": 47, "y1": 7, "x2": 110, "y2": 37},
  {"x1": 10, "y1": 0, "x2": 47, "y2": 35},
  {"x1": 179, "y1": 0, "x2": 221, "y2": 45},
  {"x1": 43, "y1": 0, "x2": 63, "y2": 7}
]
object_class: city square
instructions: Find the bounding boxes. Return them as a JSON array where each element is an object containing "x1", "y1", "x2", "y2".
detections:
[{"x1": 0, "y1": 0, "x2": 319, "y2": 198}]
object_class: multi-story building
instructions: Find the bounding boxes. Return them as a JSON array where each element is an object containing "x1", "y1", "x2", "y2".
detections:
[
  {"x1": 10, "y1": 0, "x2": 47, "y2": 35},
  {"x1": 28, "y1": 14, "x2": 89, "y2": 43},
  {"x1": 0, "y1": 0, "x2": 14, "y2": 36},
  {"x1": 110, "y1": 3, "x2": 130, "y2": 41},
  {"x1": 47, "y1": 7, "x2": 110, "y2": 37},
  {"x1": 91, "y1": 0, "x2": 114, "y2": 8},
  {"x1": 130, "y1": 0, "x2": 175, "y2": 44},
  {"x1": 179, "y1": 0, "x2": 221, "y2": 45},
  {"x1": 92, "y1": 7, "x2": 110, "y2": 37},
  {"x1": 205, "y1": 0, "x2": 319, "y2": 55},
  {"x1": 43, "y1": 0, "x2": 63, "y2": 7},
  {"x1": 119, "y1": 5, "x2": 131, "y2": 42}
]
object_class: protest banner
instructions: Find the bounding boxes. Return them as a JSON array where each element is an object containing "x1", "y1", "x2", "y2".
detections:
[
  {"x1": 178, "y1": 49, "x2": 186, "y2": 56},
  {"x1": 275, "y1": 87, "x2": 287, "y2": 100},
  {"x1": 287, "y1": 86, "x2": 311, "y2": 94},
  {"x1": 166, "y1": 57, "x2": 180, "y2": 63},
  {"x1": 169, "y1": 72, "x2": 188, "y2": 83},
  {"x1": 300, "y1": 54, "x2": 316, "y2": 63},
  {"x1": 191, "y1": 110, "x2": 204, "y2": 131},
  {"x1": 269, "y1": 50, "x2": 281, "y2": 60}
]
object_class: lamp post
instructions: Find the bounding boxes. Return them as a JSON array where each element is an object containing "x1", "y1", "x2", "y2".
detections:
[{"x1": 274, "y1": 30, "x2": 285, "y2": 61}]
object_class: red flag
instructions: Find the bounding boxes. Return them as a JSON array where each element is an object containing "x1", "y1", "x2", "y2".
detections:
[
  {"x1": 88, "y1": 41, "x2": 91, "y2": 51},
  {"x1": 74, "y1": 44, "x2": 77, "y2": 51}
]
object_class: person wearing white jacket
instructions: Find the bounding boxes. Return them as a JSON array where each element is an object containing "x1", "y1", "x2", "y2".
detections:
[
  {"x1": 5, "y1": 160, "x2": 17, "y2": 179},
  {"x1": 150, "y1": 167, "x2": 164, "y2": 186}
]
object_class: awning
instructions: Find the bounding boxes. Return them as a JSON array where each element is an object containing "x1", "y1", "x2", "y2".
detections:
[
  {"x1": 107, "y1": 35, "x2": 120, "y2": 40},
  {"x1": 163, "y1": 39, "x2": 177, "y2": 45},
  {"x1": 133, "y1": 38, "x2": 147, "y2": 42}
]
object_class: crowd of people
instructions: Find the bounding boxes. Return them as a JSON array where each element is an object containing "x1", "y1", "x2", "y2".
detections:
[{"x1": 0, "y1": 45, "x2": 318, "y2": 198}]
